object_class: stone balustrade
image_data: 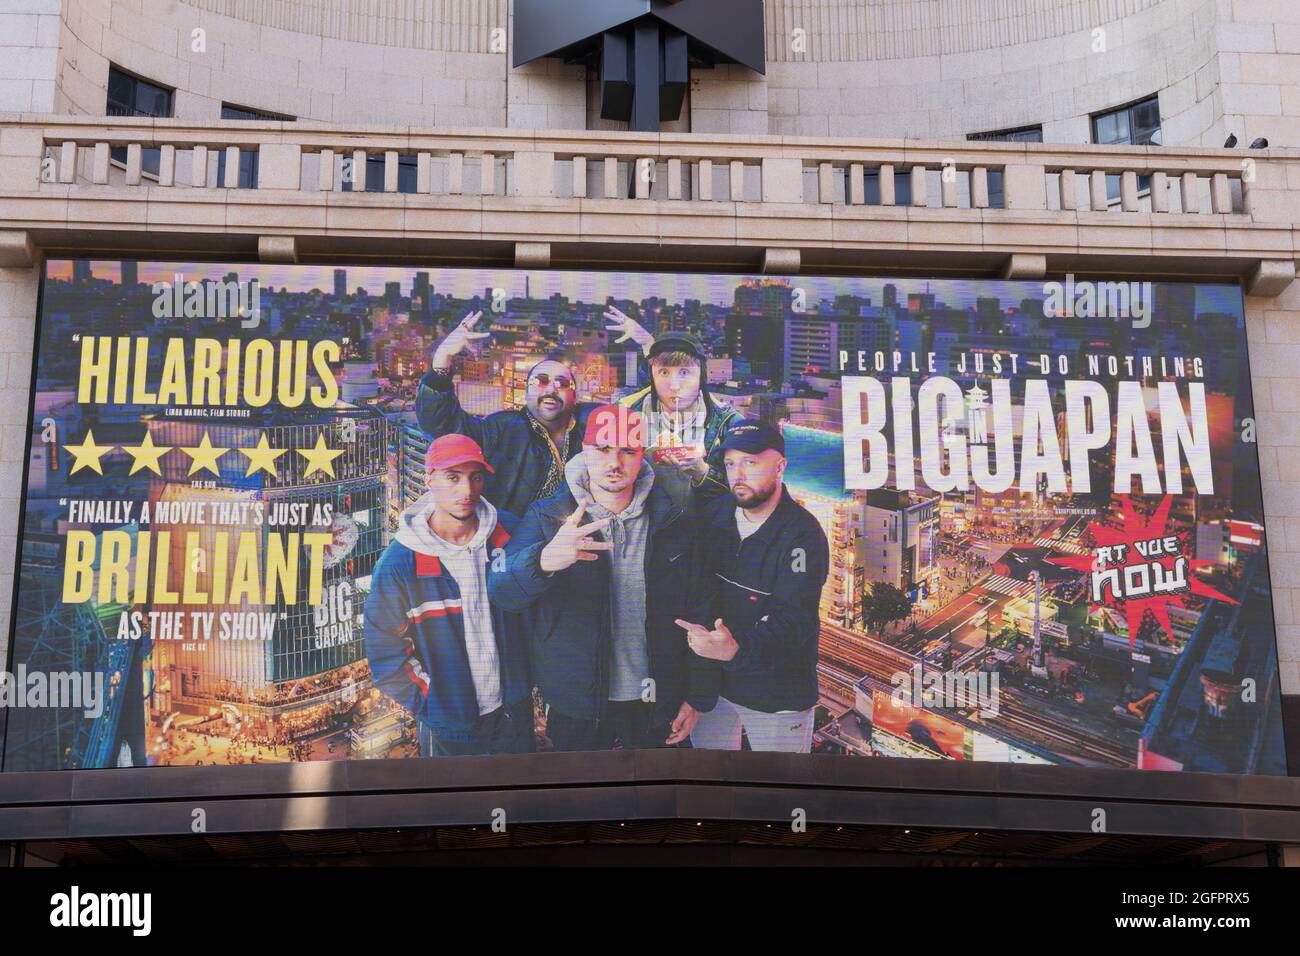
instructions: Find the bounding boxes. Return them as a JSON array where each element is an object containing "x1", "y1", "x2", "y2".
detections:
[
  {"x1": 0, "y1": 116, "x2": 1295, "y2": 284},
  {"x1": 0, "y1": 117, "x2": 1256, "y2": 210}
]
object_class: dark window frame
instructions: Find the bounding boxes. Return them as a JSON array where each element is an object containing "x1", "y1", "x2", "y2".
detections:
[
  {"x1": 1091, "y1": 95, "x2": 1162, "y2": 147},
  {"x1": 106, "y1": 66, "x2": 173, "y2": 177},
  {"x1": 967, "y1": 125, "x2": 1044, "y2": 143},
  {"x1": 217, "y1": 103, "x2": 295, "y2": 189},
  {"x1": 1091, "y1": 95, "x2": 1162, "y2": 205}
]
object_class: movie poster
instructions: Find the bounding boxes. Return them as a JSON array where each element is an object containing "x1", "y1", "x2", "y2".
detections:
[{"x1": 1, "y1": 260, "x2": 1287, "y2": 774}]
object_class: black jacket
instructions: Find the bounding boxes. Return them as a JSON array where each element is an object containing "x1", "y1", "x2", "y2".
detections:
[
  {"x1": 487, "y1": 464, "x2": 718, "y2": 723},
  {"x1": 417, "y1": 369, "x2": 600, "y2": 518},
  {"x1": 696, "y1": 485, "x2": 829, "y2": 713}
]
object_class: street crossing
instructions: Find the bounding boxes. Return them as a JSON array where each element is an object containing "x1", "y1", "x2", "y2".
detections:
[{"x1": 981, "y1": 574, "x2": 1036, "y2": 598}]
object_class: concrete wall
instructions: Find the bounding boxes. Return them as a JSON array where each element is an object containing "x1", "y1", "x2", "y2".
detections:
[
  {"x1": 0, "y1": 264, "x2": 38, "y2": 678},
  {"x1": 1247, "y1": 287, "x2": 1300, "y2": 698},
  {"x1": 57, "y1": 0, "x2": 510, "y2": 126},
  {"x1": 26, "y1": 0, "x2": 1300, "y2": 149},
  {"x1": 762, "y1": 0, "x2": 1224, "y2": 143},
  {"x1": 0, "y1": 0, "x2": 61, "y2": 113}
]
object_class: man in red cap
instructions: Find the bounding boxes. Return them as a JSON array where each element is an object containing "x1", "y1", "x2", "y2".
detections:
[
  {"x1": 488, "y1": 405, "x2": 717, "y2": 752},
  {"x1": 363, "y1": 434, "x2": 533, "y2": 756}
]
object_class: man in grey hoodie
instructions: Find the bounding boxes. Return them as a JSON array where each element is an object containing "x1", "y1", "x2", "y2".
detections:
[
  {"x1": 363, "y1": 434, "x2": 532, "y2": 757},
  {"x1": 489, "y1": 405, "x2": 717, "y2": 751}
]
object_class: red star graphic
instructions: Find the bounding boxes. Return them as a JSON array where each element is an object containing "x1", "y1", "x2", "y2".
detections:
[{"x1": 1048, "y1": 496, "x2": 1237, "y2": 647}]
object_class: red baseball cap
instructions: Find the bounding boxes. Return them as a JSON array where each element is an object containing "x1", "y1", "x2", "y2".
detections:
[
  {"x1": 425, "y1": 433, "x2": 494, "y2": 474},
  {"x1": 582, "y1": 404, "x2": 647, "y2": 449}
]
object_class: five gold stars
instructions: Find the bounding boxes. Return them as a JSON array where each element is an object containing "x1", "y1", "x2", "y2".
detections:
[
  {"x1": 239, "y1": 433, "x2": 288, "y2": 478},
  {"x1": 62, "y1": 428, "x2": 340, "y2": 480},
  {"x1": 296, "y1": 434, "x2": 345, "y2": 479},
  {"x1": 121, "y1": 432, "x2": 172, "y2": 476},
  {"x1": 64, "y1": 429, "x2": 113, "y2": 475}
]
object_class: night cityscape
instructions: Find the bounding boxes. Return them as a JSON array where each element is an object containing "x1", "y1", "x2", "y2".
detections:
[{"x1": 3, "y1": 260, "x2": 1286, "y2": 775}]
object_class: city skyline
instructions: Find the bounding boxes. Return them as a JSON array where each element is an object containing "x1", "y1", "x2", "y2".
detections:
[{"x1": 45, "y1": 260, "x2": 1245, "y2": 319}]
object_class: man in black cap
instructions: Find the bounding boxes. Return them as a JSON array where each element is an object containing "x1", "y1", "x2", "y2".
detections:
[
  {"x1": 676, "y1": 422, "x2": 829, "y2": 753},
  {"x1": 611, "y1": 311, "x2": 743, "y2": 503}
]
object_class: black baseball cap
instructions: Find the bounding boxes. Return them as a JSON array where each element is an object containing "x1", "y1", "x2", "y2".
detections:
[
  {"x1": 720, "y1": 421, "x2": 785, "y2": 456},
  {"x1": 648, "y1": 332, "x2": 706, "y2": 362}
]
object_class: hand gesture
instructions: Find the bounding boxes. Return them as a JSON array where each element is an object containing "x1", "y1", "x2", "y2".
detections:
[
  {"x1": 680, "y1": 454, "x2": 710, "y2": 483},
  {"x1": 664, "y1": 701, "x2": 699, "y2": 745},
  {"x1": 676, "y1": 617, "x2": 739, "y2": 662},
  {"x1": 432, "y1": 311, "x2": 489, "y2": 368},
  {"x1": 539, "y1": 503, "x2": 613, "y2": 574},
  {"x1": 604, "y1": 306, "x2": 655, "y2": 356}
]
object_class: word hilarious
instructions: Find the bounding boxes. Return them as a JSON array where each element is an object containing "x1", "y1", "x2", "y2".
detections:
[
  {"x1": 842, "y1": 377, "x2": 1214, "y2": 495},
  {"x1": 75, "y1": 336, "x2": 340, "y2": 408}
]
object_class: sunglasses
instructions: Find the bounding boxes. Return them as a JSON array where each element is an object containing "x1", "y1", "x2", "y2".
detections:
[{"x1": 529, "y1": 373, "x2": 575, "y2": 390}]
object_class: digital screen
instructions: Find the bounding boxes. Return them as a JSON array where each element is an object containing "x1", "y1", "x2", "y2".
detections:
[{"x1": 1, "y1": 260, "x2": 1286, "y2": 775}]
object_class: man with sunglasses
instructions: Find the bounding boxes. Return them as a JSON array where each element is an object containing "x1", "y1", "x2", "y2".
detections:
[{"x1": 418, "y1": 311, "x2": 607, "y2": 518}]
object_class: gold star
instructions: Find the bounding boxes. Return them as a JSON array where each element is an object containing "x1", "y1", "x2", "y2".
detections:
[
  {"x1": 65, "y1": 429, "x2": 114, "y2": 475},
  {"x1": 179, "y1": 432, "x2": 230, "y2": 477},
  {"x1": 239, "y1": 433, "x2": 287, "y2": 478},
  {"x1": 296, "y1": 434, "x2": 345, "y2": 479},
  {"x1": 121, "y1": 432, "x2": 172, "y2": 476}
]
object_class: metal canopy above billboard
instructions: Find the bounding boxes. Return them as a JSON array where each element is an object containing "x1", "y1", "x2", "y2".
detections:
[{"x1": 511, "y1": 0, "x2": 766, "y2": 130}]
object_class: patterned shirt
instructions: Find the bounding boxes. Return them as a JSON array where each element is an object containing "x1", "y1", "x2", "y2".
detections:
[{"x1": 527, "y1": 412, "x2": 578, "y2": 502}]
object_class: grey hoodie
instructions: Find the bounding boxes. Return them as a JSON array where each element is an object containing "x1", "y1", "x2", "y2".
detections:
[
  {"x1": 565, "y1": 452, "x2": 655, "y2": 702},
  {"x1": 395, "y1": 493, "x2": 503, "y2": 715}
]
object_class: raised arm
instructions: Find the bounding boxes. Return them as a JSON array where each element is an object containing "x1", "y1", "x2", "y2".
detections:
[{"x1": 417, "y1": 311, "x2": 497, "y2": 444}]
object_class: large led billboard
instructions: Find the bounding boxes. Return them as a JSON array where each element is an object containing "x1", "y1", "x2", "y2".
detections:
[{"x1": 1, "y1": 259, "x2": 1287, "y2": 775}]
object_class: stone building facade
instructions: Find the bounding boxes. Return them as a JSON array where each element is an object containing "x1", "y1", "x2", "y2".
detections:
[{"x1": 0, "y1": 0, "x2": 1298, "y2": 859}]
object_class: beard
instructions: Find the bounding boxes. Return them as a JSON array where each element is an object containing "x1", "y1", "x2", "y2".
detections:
[
  {"x1": 529, "y1": 394, "x2": 571, "y2": 423},
  {"x1": 732, "y1": 480, "x2": 778, "y2": 510}
]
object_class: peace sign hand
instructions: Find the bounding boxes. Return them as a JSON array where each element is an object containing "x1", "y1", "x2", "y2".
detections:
[
  {"x1": 539, "y1": 503, "x2": 613, "y2": 574},
  {"x1": 432, "y1": 311, "x2": 490, "y2": 368}
]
